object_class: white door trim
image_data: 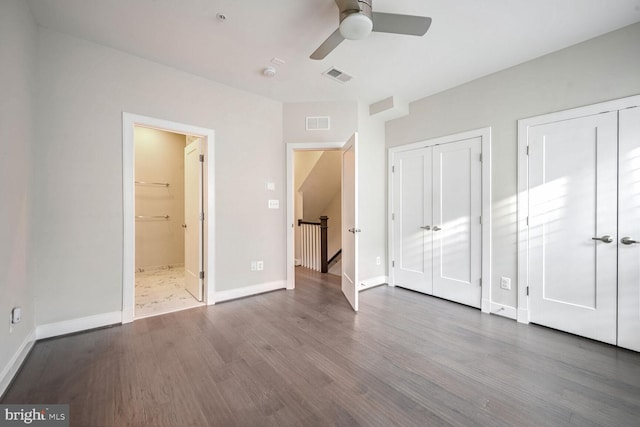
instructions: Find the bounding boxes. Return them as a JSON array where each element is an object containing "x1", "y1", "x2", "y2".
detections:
[
  {"x1": 122, "y1": 112, "x2": 215, "y2": 323},
  {"x1": 388, "y1": 127, "x2": 492, "y2": 313},
  {"x1": 516, "y1": 94, "x2": 640, "y2": 324},
  {"x1": 286, "y1": 141, "x2": 345, "y2": 290}
]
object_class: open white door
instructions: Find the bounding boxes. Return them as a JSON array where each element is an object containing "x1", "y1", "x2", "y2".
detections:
[
  {"x1": 341, "y1": 133, "x2": 359, "y2": 311},
  {"x1": 184, "y1": 139, "x2": 203, "y2": 301}
]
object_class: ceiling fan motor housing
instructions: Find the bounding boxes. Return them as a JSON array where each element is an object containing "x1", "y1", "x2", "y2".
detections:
[{"x1": 339, "y1": 0, "x2": 373, "y2": 40}]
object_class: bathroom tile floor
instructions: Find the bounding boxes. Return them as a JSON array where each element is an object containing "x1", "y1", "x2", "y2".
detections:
[{"x1": 135, "y1": 267, "x2": 204, "y2": 319}]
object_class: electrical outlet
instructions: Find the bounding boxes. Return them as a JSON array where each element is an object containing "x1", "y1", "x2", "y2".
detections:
[
  {"x1": 500, "y1": 276, "x2": 511, "y2": 290},
  {"x1": 376, "y1": 256, "x2": 381, "y2": 266},
  {"x1": 256, "y1": 261, "x2": 264, "y2": 271},
  {"x1": 251, "y1": 261, "x2": 257, "y2": 271}
]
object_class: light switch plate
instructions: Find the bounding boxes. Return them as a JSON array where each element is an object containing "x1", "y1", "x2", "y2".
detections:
[
  {"x1": 268, "y1": 200, "x2": 279, "y2": 209},
  {"x1": 11, "y1": 307, "x2": 21, "y2": 324}
]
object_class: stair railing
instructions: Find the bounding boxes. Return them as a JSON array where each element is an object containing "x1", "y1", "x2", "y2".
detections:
[{"x1": 298, "y1": 216, "x2": 329, "y2": 273}]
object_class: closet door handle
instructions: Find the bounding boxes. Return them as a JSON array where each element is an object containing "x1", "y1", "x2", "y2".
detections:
[
  {"x1": 432, "y1": 226, "x2": 441, "y2": 231},
  {"x1": 621, "y1": 237, "x2": 639, "y2": 245},
  {"x1": 592, "y1": 235, "x2": 613, "y2": 243},
  {"x1": 420, "y1": 225, "x2": 431, "y2": 230},
  {"x1": 182, "y1": 224, "x2": 187, "y2": 228}
]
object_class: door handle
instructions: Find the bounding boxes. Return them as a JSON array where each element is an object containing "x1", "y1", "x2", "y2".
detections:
[
  {"x1": 348, "y1": 228, "x2": 361, "y2": 234},
  {"x1": 182, "y1": 224, "x2": 187, "y2": 228},
  {"x1": 621, "y1": 237, "x2": 639, "y2": 245},
  {"x1": 420, "y1": 225, "x2": 431, "y2": 230},
  {"x1": 432, "y1": 226, "x2": 441, "y2": 231},
  {"x1": 592, "y1": 235, "x2": 613, "y2": 243}
]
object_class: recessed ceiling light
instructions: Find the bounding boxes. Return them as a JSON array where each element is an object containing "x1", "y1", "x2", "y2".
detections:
[{"x1": 216, "y1": 13, "x2": 227, "y2": 22}]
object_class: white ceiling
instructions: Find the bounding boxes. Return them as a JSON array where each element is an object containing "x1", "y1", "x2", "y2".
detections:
[{"x1": 27, "y1": 0, "x2": 640, "y2": 104}]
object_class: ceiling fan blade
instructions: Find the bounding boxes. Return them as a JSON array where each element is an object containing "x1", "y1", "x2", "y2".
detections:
[
  {"x1": 310, "y1": 28, "x2": 345, "y2": 60},
  {"x1": 371, "y1": 12, "x2": 432, "y2": 36}
]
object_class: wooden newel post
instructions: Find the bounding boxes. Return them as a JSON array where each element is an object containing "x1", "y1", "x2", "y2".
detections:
[{"x1": 320, "y1": 216, "x2": 329, "y2": 273}]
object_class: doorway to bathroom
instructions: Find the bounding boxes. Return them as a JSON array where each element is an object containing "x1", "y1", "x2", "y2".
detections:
[
  {"x1": 122, "y1": 113, "x2": 215, "y2": 323},
  {"x1": 133, "y1": 127, "x2": 204, "y2": 318}
]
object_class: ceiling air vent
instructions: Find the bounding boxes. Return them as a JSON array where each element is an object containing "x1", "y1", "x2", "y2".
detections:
[
  {"x1": 306, "y1": 116, "x2": 330, "y2": 131},
  {"x1": 322, "y1": 67, "x2": 353, "y2": 84}
]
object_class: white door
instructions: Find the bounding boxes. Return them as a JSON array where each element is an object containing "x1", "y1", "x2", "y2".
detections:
[
  {"x1": 528, "y1": 112, "x2": 618, "y2": 344},
  {"x1": 432, "y1": 138, "x2": 482, "y2": 308},
  {"x1": 184, "y1": 139, "x2": 203, "y2": 301},
  {"x1": 618, "y1": 106, "x2": 640, "y2": 352},
  {"x1": 392, "y1": 147, "x2": 432, "y2": 294},
  {"x1": 392, "y1": 138, "x2": 482, "y2": 307},
  {"x1": 341, "y1": 133, "x2": 359, "y2": 311}
]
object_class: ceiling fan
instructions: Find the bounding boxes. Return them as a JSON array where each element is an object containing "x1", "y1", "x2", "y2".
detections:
[{"x1": 310, "y1": 0, "x2": 432, "y2": 60}]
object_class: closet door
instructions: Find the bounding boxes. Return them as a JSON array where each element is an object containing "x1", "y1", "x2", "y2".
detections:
[
  {"x1": 618, "y1": 106, "x2": 640, "y2": 352},
  {"x1": 528, "y1": 112, "x2": 618, "y2": 344},
  {"x1": 392, "y1": 147, "x2": 433, "y2": 294},
  {"x1": 432, "y1": 137, "x2": 482, "y2": 308}
]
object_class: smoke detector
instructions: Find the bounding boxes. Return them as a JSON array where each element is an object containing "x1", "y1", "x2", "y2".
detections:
[{"x1": 262, "y1": 67, "x2": 276, "y2": 77}]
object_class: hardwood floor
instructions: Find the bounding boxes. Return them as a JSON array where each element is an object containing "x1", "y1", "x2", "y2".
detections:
[{"x1": 4, "y1": 267, "x2": 640, "y2": 426}]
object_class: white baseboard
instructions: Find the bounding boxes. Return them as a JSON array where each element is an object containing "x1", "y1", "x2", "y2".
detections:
[
  {"x1": 0, "y1": 329, "x2": 35, "y2": 398},
  {"x1": 136, "y1": 263, "x2": 184, "y2": 273},
  {"x1": 215, "y1": 280, "x2": 286, "y2": 303},
  {"x1": 489, "y1": 302, "x2": 517, "y2": 320},
  {"x1": 36, "y1": 311, "x2": 122, "y2": 340},
  {"x1": 359, "y1": 276, "x2": 387, "y2": 292}
]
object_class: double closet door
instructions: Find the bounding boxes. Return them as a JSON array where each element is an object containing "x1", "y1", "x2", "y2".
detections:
[
  {"x1": 392, "y1": 137, "x2": 482, "y2": 308},
  {"x1": 527, "y1": 105, "x2": 640, "y2": 351}
]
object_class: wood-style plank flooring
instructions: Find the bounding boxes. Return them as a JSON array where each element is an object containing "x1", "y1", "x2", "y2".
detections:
[{"x1": 3, "y1": 267, "x2": 640, "y2": 426}]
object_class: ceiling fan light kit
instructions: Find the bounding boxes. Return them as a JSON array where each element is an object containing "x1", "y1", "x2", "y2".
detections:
[{"x1": 311, "y1": 0, "x2": 432, "y2": 60}]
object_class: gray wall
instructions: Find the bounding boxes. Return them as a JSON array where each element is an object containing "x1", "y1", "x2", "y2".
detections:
[
  {"x1": 32, "y1": 29, "x2": 284, "y2": 325},
  {"x1": 283, "y1": 101, "x2": 358, "y2": 144},
  {"x1": 0, "y1": 0, "x2": 37, "y2": 393},
  {"x1": 386, "y1": 23, "x2": 640, "y2": 310},
  {"x1": 357, "y1": 102, "x2": 387, "y2": 283}
]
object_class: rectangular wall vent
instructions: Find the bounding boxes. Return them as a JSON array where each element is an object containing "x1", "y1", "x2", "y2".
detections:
[
  {"x1": 306, "y1": 116, "x2": 330, "y2": 131},
  {"x1": 322, "y1": 67, "x2": 353, "y2": 84}
]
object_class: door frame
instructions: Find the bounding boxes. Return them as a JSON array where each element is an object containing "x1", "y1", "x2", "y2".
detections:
[
  {"x1": 388, "y1": 127, "x2": 492, "y2": 313},
  {"x1": 516, "y1": 94, "x2": 640, "y2": 324},
  {"x1": 122, "y1": 112, "x2": 215, "y2": 323},
  {"x1": 286, "y1": 141, "x2": 345, "y2": 290}
]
